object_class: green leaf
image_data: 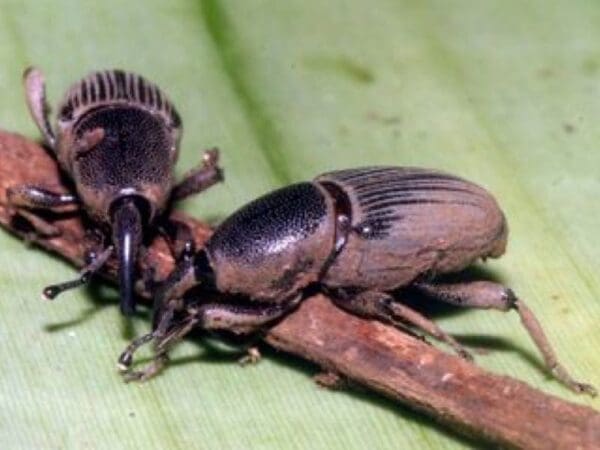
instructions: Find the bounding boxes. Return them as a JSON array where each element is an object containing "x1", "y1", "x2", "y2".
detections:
[{"x1": 0, "y1": 1, "x2": 598, "y2": 448}]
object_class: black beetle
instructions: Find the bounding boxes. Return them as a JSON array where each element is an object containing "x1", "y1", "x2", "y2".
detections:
[
  {"x1": 7, "y1": 68, "x2": 223, "y2": 315},
  {"x1": 119, "y1": 166, "x2": 595, "y2": 396}
]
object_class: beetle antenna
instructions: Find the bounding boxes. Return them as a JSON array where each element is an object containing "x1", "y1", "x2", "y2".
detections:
[{"x1": 111, "y1": 197, "x2": 144, "y2": 316}]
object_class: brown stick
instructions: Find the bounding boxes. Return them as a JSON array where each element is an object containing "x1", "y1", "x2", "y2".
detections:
[{"x1": 0, "y1": 130, "x2": 598, "y2": 449}]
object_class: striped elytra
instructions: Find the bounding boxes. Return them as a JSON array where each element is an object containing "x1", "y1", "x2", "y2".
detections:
[
  {"x1": 316, "y1": 167, "x2": 498, "y2": 240},
  {"x1": 57, "y1": 69, "x2": 181, "y2": 129},
  {"x1": 315, "y1": 167, "x2": 507, "y2": 290}
]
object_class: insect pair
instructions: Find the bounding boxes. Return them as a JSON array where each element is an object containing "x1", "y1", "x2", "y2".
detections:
[{"x1": 9, "y1": 69, "x2": 596, "y2": 396}]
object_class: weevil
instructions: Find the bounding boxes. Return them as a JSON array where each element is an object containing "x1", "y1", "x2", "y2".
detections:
[
  {"x1": 118, "y1": 166, "x2": 595, "y2": 396},
  {"x1": 7, "y1": 68, "x2": 223, "y2": 315}
]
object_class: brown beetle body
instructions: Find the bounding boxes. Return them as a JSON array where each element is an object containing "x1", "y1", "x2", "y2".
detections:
[
  {"x1": 8, "y1": 68, "x2": 223, "y2": 315},
  {"x1": 207, "y1": 167, "x2": 506, "y2": 302},
  {"x1": 120, "y1": 166, "x2": 595, "y2": 397}
]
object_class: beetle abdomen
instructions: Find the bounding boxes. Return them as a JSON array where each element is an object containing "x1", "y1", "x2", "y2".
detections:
[
  {"x1": 207, "y1": 182, "x2": 336, "y2": 301},
  {"x1": 316, "y1": 167, "x2": 507, "y2": 290},
  {"x1": 57, "y1": 70, "x2": 181, "y2": 129}
]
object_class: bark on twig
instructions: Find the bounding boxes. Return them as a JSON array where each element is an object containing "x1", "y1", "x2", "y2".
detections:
[{"x1": 0, "y1": 130, "x2": 598, "y2": 449}]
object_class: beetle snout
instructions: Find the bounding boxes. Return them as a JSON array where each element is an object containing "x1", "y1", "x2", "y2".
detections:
[{"x1": 109, "y1": 195, "x2": 149, "y2": 315}]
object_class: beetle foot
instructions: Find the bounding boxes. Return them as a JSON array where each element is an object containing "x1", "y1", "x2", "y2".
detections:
[
  {"x1": 122, "y1": 371, "x2": 145, "y2": 383},
  {"x1": 550, "y1": 365, "x2": 597, "y2": 397},
  {"x1": 238, "y1": 346, "x2": 261, "y2": 366},
  {"x1": 202, "y1": 147, "x2": 220, "y2": 168},
  {"x1": 314, "y1": 371, "x2": 345, "y2": 390},
  {"x1": 571, "y1": 382, "x2": 597, "y2": 397},
  {"x1": 121, "y1": 353, "x2": 169, "y2": 383},
  {"x1": 117, "y1": 331, "x2": 156, "y2": 371},
  {"x1": 455, "y1": 347, "x2": 474, "y2": 362},
  {"x1": 117, "y1": 352, "x2": 133, "y2": 371}
]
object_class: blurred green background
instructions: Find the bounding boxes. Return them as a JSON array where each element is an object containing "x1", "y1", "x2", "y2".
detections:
[{"x1": 0, "y1": 0, "x2": 599, "y2": 448}]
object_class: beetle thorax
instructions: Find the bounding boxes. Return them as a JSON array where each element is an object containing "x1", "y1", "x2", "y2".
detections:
[
  {"x1": 206, "y1": 182, "x2": 336, "y2": 301},
  {"x1": 53, "y1": 69, "x2": 182, "y2": 222},
  {"x1": 56, "y1": 105, "x2": 176, "y2": 222}
]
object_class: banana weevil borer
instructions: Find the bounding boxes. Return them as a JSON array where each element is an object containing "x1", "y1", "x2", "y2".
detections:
[
  {"x1": 119, "y1": 166, "x2": 595, "y2": 396},
  {"x1": 7, "y1": 68, "x2": 223, "y2": 315}
]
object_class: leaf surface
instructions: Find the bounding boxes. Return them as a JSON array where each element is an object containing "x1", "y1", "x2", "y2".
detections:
[{"x1": 0, "y1": 1, "x2": 598, "y2": 448}]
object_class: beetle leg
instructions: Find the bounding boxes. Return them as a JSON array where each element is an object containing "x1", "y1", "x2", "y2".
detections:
[
  {"x1": 7, "y1": 185, "x2": 78, "y2": 211},
  {"x1": 154, "y1": 311, "x2": 198, "y2": 354},
  {"x1": 314, "y1": 371, "x2": 345, "y2": 390},
  {"x1": 121, "y1": 353, "x2": 169, "y2": 383},
  {"x1": 414, "y1": 280, "x2": 597, "y2": 397},
  {"x1": 332, "y1": 289, "x2": 473, "y2": 360},
  {"x1": 11, "y1": 209, "x2": 61, "y2": 238},
  {"x1": 119, "y1": 304, "x2": 198, "y2": 382},
  {"x1": 157, "y1": 218, "x2": 196, "y2": 261},
  {"x1": 238, "y1": 347, "x2": 262, "y2": 366},
  {"x1": 42, "y1": 245, "x2": 114, "y2": 300},
  {"x1": 118, "y1": 304, "x2": 175, "y2": 371},
  {"x1": 23, "y1": 67, "x2": 56, "y2": 149},
  {"x1": 192, "y1": 296, "x2": 303, "y2": 335},
  {"x1": 121, "y1": 306, "x2": 201, "y2": 382},
  {"x1": 7, "y1": 185, "x2": 79, "y2": 237},
  {"x1": 118, "y1": 297, "x2": 302, "y2": 382},
  {"x1": 152, "y1": 299, "x2": 300, "y2": 369},
  {"x1": 170, "y1": 147, "x2": 224, "y2": 202}
]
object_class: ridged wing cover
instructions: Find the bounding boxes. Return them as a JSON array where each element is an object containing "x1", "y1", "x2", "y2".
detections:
[
  {"x1": 57, "y1": 70, "x2": 181, "y2": 130},
  {"x1": 315, "y1": 167, "x2": 508, "y2": 290},
  {"x1": 206, "y1": 182, "x2": 336, "y2": 301}
]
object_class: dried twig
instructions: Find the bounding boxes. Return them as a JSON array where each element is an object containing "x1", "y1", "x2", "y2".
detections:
[{"x1": 0, "y1": 130, "x2": 598, "y2": 450}]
